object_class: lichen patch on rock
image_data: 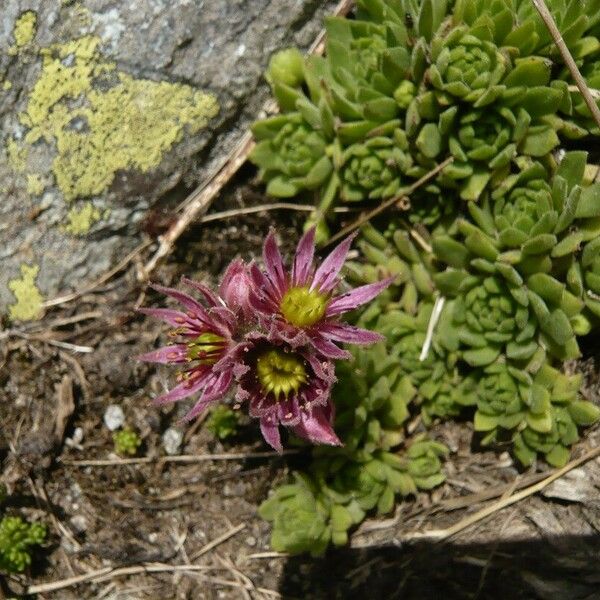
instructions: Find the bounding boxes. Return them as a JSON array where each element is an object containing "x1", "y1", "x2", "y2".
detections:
[
  {"x1": 63, "y1": 202, "x2": 103, "y2": 235},
  {"x1": 8, "y1": 264, "x2": 44, "y2": 322},
  {"x1": 9, "y1": 10, "x2": 37, "y2": 53},
  {"x1": 10, "y1": 34, "x2": 219, "y2": 203}
]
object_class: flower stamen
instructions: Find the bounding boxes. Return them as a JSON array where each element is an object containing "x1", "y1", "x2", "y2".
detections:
[
  {"x1": 280, "y1": 286, "x2": 329, "y2": 328},
  {"x1": 186, "y1": 332, "x2": 227, "y2": 364},
  {"x1": 256, "y1": 349, "x2": 308, "y2": 401}
]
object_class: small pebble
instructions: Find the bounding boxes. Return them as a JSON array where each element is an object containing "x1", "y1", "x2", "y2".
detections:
[
  {"x1": 162, "y1": 427, "x2": 183, "y2": 455},
  {"x1": 103, "y1": 405, "x2": 125, "y2": 431},
  {"x1": 70, "y1": 515, "x2": 87, "y2": 533},
  {"x1": 245, "y1": 536, "x2": 256, "y2": 547},
  {"x1": 148, "y1": 532, "x2": 158, "y2": 543}
]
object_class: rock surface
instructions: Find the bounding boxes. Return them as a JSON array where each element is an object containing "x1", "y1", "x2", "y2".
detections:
[{"x1": 0, "y1": 0, "x2": 337, "y2": 317}]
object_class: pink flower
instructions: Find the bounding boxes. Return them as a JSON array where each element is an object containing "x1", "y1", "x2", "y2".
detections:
[
  {"x1": 249, "y1": 228, "x2": 392, "y2": 358},
  {"x1": 137, "y1": 267, "x2": 250, "y2": 421},
  {"x1": 229, "y1": 334, "x2": 340, "y2": 451}
]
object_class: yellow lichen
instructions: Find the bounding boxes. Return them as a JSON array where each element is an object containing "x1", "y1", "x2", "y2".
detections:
[
  {"x1": 63, "y1": 202, "x2": 102, "y2": 235},
  {"x1": 8, "y1": 264, "x2": 44, "y2": 322},
  {"x1": 12, "y1": 34, "x2": 219, "y2": 201},
  {"x1": 2, "y1": 81, "x2": 12, "y2": 91},
  {"x1": 6, "y1": 138, "x2": 27, "y2": 172},
  {"x1": 12, "y1": 11, "x2": 37, "y2": 48},
  {"x1": 26, "y1": 174, "x2": 45, "y2": 195}
]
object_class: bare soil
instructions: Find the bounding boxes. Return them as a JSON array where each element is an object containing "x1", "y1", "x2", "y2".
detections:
[{"x1": 2, "y1": 168, "x2": 600, "y2": 600}]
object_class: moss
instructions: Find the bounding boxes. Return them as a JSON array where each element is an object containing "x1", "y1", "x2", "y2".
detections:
[
  {"x1": 63, "y1": 202, "x2": 101, "y2": 235},
  {"x1": 26, "y1": 174, "x2": 45, "y2": 196},
  {"x1": 10, "y1": 34, "x2": 219, "y2": 201},
  {"x1": 8, "y1": 264, "x2": 44, "y2": 322},
  {"x1": 9, "y1": 11, "x2": 37, "y2": 55}
]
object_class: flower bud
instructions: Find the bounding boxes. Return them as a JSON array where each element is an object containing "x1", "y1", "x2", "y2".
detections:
[
  {"x1": 219, "y1": 258, "x2": 253, "y2": 319},
  {"x1": 266, "y1": 48, "x2": 305, "y2": 88}
]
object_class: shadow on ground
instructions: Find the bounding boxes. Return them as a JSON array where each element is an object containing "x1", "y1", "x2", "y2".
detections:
[{"x1": 279, "y1": 533, "x2": 600, "y2": 599}]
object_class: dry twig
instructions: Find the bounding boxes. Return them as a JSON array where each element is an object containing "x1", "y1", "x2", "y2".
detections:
[
  {"x1": 397, "y1": 445, "x2": 600, "y2": 543},
  {"x1": 189, "y1": 524, "x2": 246, "y2": 561},
  {"x1": 324, "y1": 157, "x2": 454, "y2": 247},
  {"x1": 532, "y1": 0, "x2": 600, "y2": 130},
  {"x1": 42, "y1": 240, "x2": 152, "y2": 309},
  {"x1": 26, "y1": 525, "x2": 247, "y2": 595},
  {"x1": 60, "y1": 449, "x2": 298, "y2": 467}
]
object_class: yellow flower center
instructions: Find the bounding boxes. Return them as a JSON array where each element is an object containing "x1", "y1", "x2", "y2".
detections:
[
  {"x1": 280, "y1": 286, "x2": 329, "y2": 328},
  {"x1": 186, "y1": 332, "x2": 227, "y2": 364},
  {"x1": 256, "y1": 349, "x2": 308, "y2": 401}
]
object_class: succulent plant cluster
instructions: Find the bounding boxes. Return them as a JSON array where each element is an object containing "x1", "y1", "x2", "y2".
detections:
[
  {"x1": 0, "y1": 515, "x2": 46, "y2": 573},
  {"x1": 113, "y1": 427, "x2": 142, "y2": 456},
  {"x1": 348, "y1": 148, "x2": 600, "y2": 468},
  {"x1": 259, "y1": 343, "x2": 447, "y2": 555},
  {"x1": 250, "y1": 0, "x2": 600, "y2": 236}
]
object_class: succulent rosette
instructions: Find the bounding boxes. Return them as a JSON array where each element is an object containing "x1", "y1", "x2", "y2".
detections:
[
  {"x1": 250, "y1": 113, "x2": 333, "y2": 198},
  {"x1": 441, "y1": 275, "x2": 539, "y2": 367},
  {"x1": 582, "y1": 237, "x2": 600, "y2": 317},
  {"x1": 250, "y1": 227, "x2": 393, "y2": 358},
  {"x1": 337, "y1": 133, "x2": 411, "y2": 202},
  {"x1": 429, "y1": 28, "x2": 508, "y2": 105},
  {"x1": 137, "y1": 265, "x2": 248, "y2": 420}
]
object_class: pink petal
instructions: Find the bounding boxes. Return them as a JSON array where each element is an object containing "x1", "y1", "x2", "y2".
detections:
[
  {"x1": 311, "y1": 233, "x2": 357, "y2": 294},
  {"x1": 293, "y1": 406, "x2": 341, "y2": 446},
  {"x1": 304, "y1": 352, "x2": 336, "y2": 384},
  {"x1": 150, "y1": 284, "x2": 210, "y2": 321},
  {"x1": 276, "y1": 398, "x2": 302, "y2": 426},
  {"x1": 136, "y1": 344, "x2": 189, "y2": 364},
  {"x1": 311, "y1": 335, "x2": 352, "y2": 360},
  {"x1": 249, "y1": 263, "x2": 280, "y2": 312},
  {"x1": 183, "y1": 371, "x2": 233, "y2": 421},
  {"x1": 263, "y1": 230, "x2": 287, "y2": 297},
  {"x1": 153, "y1": 371, "x2": 210, "y2": 405},
  {"x1": 260, "y1": 417, "x2": 283, "y2": 452},
  {"x1": 292, "y1": 227, "x2": 316, "y2": 286},
  {"x1": 317, "y1": 322, "x2": 384, "y2": 345},
  {"x1": 137, "y1": 307, "x2": 191, "y2": 328},
  {"x1": 326, "y1": 277, "x2": 393, "y2": 316},
  {"x1": 181, "y1": 277, "x2": 221, "y2": 307}
]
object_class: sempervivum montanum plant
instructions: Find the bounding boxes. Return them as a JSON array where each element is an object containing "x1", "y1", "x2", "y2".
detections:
[
  {"x1": 138, "y1": 229, "x2": 390, "y2": 451},
  {"x1": 343, "y1": 150, "x2": 600, "y2": 467},
  {"x1": 250, "y1": 0, "x2": 600, "y2": 234},
  {"x1": 0, "y1": 515, "x2": 46, "y2": 573}
]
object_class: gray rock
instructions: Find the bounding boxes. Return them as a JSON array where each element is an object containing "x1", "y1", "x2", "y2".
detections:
[
  {"x1": 162, "y1": 426, "x2": 183, "y2": 455},
  {"x1": 0, "y1": 0, "x2": 338, "y2": 317},
  {"x1": 103, "y1": 404, "x2": 125, "y2": 431}
]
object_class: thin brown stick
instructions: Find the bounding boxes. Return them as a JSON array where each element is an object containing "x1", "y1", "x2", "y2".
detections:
[
  {"x1": 324, "y1": 156, "x2": 454, "y2": 247},
  {"x1": 399, "y1": 444, "x2": 600, "y2": 543},
  {"x1": 42, "y1": 239, "x2": 152, "y2": 308},
  {"x1": 199, "y1": 202, "x2": 352, "y2": 224},
  {"x1": 142, "y1": 0, "x2": 355, "y2": 278},
  {"x1": 189, "y1": 524, "x2": 246, "y2": 560},
  {"x1": 26, "y1": 525, "x2": 247, "y2": 595},
  {"x1": 60, "y1": 449, "x2": 298, "y2": 467},
  {"x1": 3, "y1": 331, "x2": 94, "y2": 353},
  {"x1": 27, "y1": 566, "x2": 239, "y2": 595},
  {"x1": 532, "y1": 0, "x2": 600, "y2": 130}
]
